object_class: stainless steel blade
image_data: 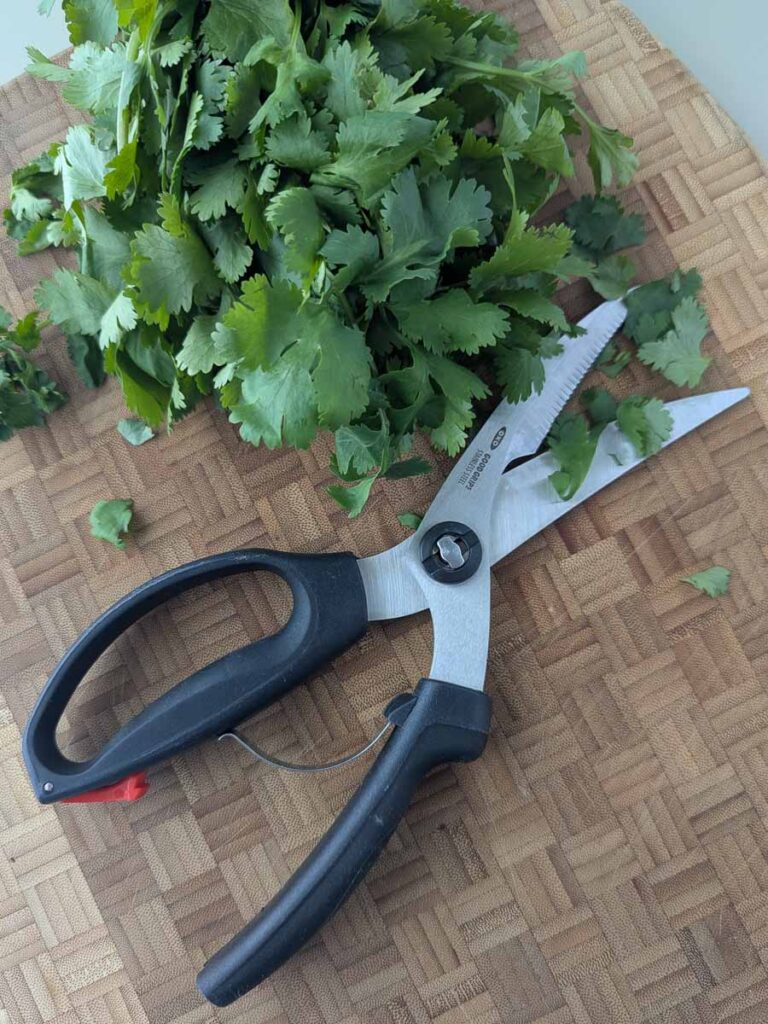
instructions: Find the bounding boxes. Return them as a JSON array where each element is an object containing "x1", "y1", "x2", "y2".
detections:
[
  {"x1": 489, "y1": 388, "x2": 750, "y2": 564},
  {"x1": 412, "y1": 297, "x2": 629, "y2": 545},
  {"x1": 359, "y1": 297, "x2": 630, "y2": 637},
  {"x1": 358, "y1": 388, "x2": 750, "y2": 623}
]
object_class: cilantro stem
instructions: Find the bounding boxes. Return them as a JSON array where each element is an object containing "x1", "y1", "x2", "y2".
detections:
[
  {"x1": 117, "y1": 28, "x2": 142, "y2": 153},
  {"x1": 337, "y1": 291, "x2": 359, "y2": 326},
  {"x1": 573, "y1": 103, "x2": 597, "y2": 132},
  {"x1": 442, "y1": 55, "x2": 555, "y2": 92}
]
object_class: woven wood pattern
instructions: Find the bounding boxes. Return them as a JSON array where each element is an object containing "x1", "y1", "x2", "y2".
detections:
[{"x1": 2, "y1": 2, "x2": 768, "y2": 1021}]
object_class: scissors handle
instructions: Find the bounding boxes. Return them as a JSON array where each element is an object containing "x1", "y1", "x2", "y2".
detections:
[
  {"x1": 23, "y1": 549, "x2": 368, "y2": 803},
  {"x1": 197, "y1": 678, "x2": 491, "y2": 1006}
]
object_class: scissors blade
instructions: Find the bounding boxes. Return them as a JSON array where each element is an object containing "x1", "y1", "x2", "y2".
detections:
[
  {"x1": 493, "y1": 296, "x2": 629, "y2": 461},
  {"x1": 489, "y1": 388, "x2": 750, "y2": 565},
  {"x1": 413, "y1": 297, "x2": 629, "y2": 542},
  {"x1": 359, "y1": 297, "x2": 629, "y2": 626}
]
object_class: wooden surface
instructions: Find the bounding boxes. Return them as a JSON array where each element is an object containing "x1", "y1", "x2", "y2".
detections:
[{"x1": 2, "y1": 2, "x2": 768, "y2": 1022}]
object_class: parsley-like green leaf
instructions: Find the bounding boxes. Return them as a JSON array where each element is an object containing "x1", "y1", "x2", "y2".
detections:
[
  {"x1": 682, "y1": 566, "x2": 731, "y2": 598},
  {"x1": 326, "y1": 476, "x2": 377, "y2": 517},
  {"x1": 201, "y1": 0, "x2": 293, "y2": 62},
  {"x1": 398, "y1": 510, "x2": 423, "y2": 531},
  {"x1": 581, "y1": 386, "x2": 617, "y2": 424},
  {"x1": 581, "y1": 114, "x2": 638, "y2": 192},
  {"x1": 637, "y1": 297, "x2": 711, "y2": 387},
  {"x1": 56, "y1": 125, "x2": 109, "y2": 207},
  {"x1": 548, "y1": 413, "x2": 603, "y2": 500},
  {"x1": 64, "y1": 0, "x2": 119, "y2": 46},
  {"x1": 35, "y1": 268, "x2": 114, "y2": 337},
  {"x1": 470, "y1": 224, "x2": 573, "y2": 293},
  {"x1": 624, "y1": 269, "x2": 703, "y2": 340},
  {"x1": 522, "y1": 107, "x2": 574, "y2": 176},
  {"x1": 229, "y1": 341, "x2": 318, "y2": 449},
  {"x1": 334, "y1": 420, "x2": 390, "y2": 477},
  {"x1": 564, "y1": 195, "x2": 645, "y2": 259},
  {"x1": 89, "y1": 498, "x2": 134, "y2": 549},
  {"x1": 117, "y1": 418, "x2": 154, "y2": 446},
  {"x1": 595, "y1": 339, "x2": 632, "y2": 379},
  {"x1": 307, "y1": 309, "x2": 372, "y2": 428},
  {"x1": 129, "y1": 223, "x2": 221, "y2": 325},
  {"x1": 616, "y1": 396, "x2": 673, "y2": 457},
  {"x1": 587, "y1": 254, "x2": 636, "y2": 300},
  {"x1": 266, "y1": 187, "x2": 324, "y2": 285},
  {"x1": 396, "y1": 291, "x2": 509, "y2": 355},
  {"x1": 221, "y1": 274, "x2": 302, "y2": 370}
]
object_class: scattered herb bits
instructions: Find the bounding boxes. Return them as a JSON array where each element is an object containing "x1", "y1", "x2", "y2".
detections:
[
  {"x1": 682, "y1": 566, "x2": 731, "y2": 598},
  {"x1": 90, "y1": 498, "x2": 134, "y2": 549}
]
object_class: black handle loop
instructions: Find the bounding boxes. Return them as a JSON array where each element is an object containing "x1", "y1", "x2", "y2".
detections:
[
  {"x1": 197, "y1": 678, "x2": 491, "y2": 1007},
  {"x1": 22, "y1": 549, "x2": 368, "y2": 803}
]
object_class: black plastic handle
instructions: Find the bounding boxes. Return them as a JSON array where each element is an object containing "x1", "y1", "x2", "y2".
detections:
[
  {"x1": 23, "y1": 549, "x2": 368, "y2": 803},
  {"x1": 197, "y1": 678, "x2": 491, "y2": 1007}
]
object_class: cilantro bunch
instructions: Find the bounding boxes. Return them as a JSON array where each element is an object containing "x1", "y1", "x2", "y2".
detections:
[
  {"x1": 8, "y1": 0, "x2": 709, "y2": 513},
  {"x1": 0, "y1": 306, "x2": 66, "y2": 440}
]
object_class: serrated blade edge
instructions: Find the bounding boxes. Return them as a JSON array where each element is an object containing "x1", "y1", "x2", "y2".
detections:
[{"x1": 502, "y1": 296, "x2": 628, "y2": 459}]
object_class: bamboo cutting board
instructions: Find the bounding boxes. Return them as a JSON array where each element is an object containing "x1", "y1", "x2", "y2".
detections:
[{"x1": 2, "y1": 3, "x2": 768, "y2": 1022}]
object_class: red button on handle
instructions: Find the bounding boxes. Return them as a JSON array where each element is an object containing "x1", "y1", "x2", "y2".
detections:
[{"x1": 60, "y1": 771, "x2": 149, "y2": 803}]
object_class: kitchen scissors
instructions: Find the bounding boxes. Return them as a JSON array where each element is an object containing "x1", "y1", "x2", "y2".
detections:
[{"x1": 22, "y1": 294, "x2": 749, "y2": 1005}]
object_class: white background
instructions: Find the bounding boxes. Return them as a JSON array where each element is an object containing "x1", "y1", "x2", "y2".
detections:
[{"x1": 1, "y1": 2, "x2": 767, "y2": 159}]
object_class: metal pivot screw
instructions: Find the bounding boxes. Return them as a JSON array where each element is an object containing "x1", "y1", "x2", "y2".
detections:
[
  {"x1": 435, "y1": 534, "x2": 468, "y2": 570},
  {"x1": 43, "y1": 782, "x2": 54, "y2": 793},
  {"x1": 420, "y1": 521, "x2": 482, "y2": 583}
]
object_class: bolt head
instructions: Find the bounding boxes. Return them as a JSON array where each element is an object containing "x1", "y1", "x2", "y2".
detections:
[{"x1": 43, "y1": 782, "x2": 54, "y2": 793}]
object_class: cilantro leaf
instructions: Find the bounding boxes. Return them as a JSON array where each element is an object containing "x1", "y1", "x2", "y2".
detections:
[
  {"x1": 326, "y1": 476, "x2": 376, "y2": 517},
  {"x1": 200, "y1": 217, "x2": 253, "y2": 284},
  {"x1": 522, "y1": 107, "x2": 574, "y2": 176},
  {"x1": 564, "y1": 194, "x2": 645, "y2": 258},
  {"x1": 396, "y1": 291, "x2": 509, "y2": 355},
  {"x1": 266, "y1": 187, "x2": 324, "y2": 285},
  {"x1": 498, "y1": 290, "x2": 570, "y2": 332},
  {"x1": 129, "y1": 223, "x2": 221, "y2": 325},
  {"x1": 177, "y1": 316, "x2": 221, "y2": 375},
  {"x1": 221, "y1": 275, "x2": 302, "y2": 370},
  {"x1": 56, "y1": 125, "x2": 109, "y2": 207},
  {"x1": 495, "y1": 343, "x2": 545, "y2": 403},
  {"x1": 35, "y1": 269, "x2": 114, "y2": 337},
  {"x1": 117, "y1": 418, "x2": 154, "y2": 446},
  {"x1": 595, "y1": 339, "x2": 632, "y2": 378},
  {"x1": 188, "y1": 159, "x2": 248, "y2": 221},
  {"x1": 682, "y1": 566, "x2": 731, "y2": 598},
  {"x1": 89, "y1": 498, "x2": 134, "y2": 549},
  {"x1": 581, "y1": 114, "x2": 638, "y2": 192},
  {"x1": 307, "y1": 309, "x2": 372, "y2": 429},
  {"x1": 587, "y1": 254, "x2": 636, "y2": 300},
  {"x1": 334, "y1": 420, "x2": 390, "y2": 477},
  {"x1": 581, "y1": 386, "x2": 617, "y2": 424},
  {"x1": 624, "y1": 269, "x2": 703, "y2": 340},
  {"x1": 637, "y1": 297, "x2": 711, "y2": 387},
  {"x1": 201, "y1": 0, "x2": 293, "y2": 62},
  {"x1": 100, "y1": 293, "x2": 138, "y2": 348},
  {"x1": 423, "y1": 352, "x2": 488, "y2": 454},
  {"x1": 548, "y1": 413, "x2": 603, "y2": 500},
  {"x1": 229, "y1": 341, "x2": 318, "y2": 449},
  {"x1": 64, "y1": 0, "x2": 118, "y2": 46},
  {"x1": 0, "y1": 321, "x2": 67, "y2": 440},
  {"x1": 616, "y1": 396, "x2": 673, "y2": 457},
  {"x1": 470, "y1": 224, "x2": 573, "y2": 293},
  {"x1": 398, "y1": 511, "x2": 423, "y2": 530}
]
